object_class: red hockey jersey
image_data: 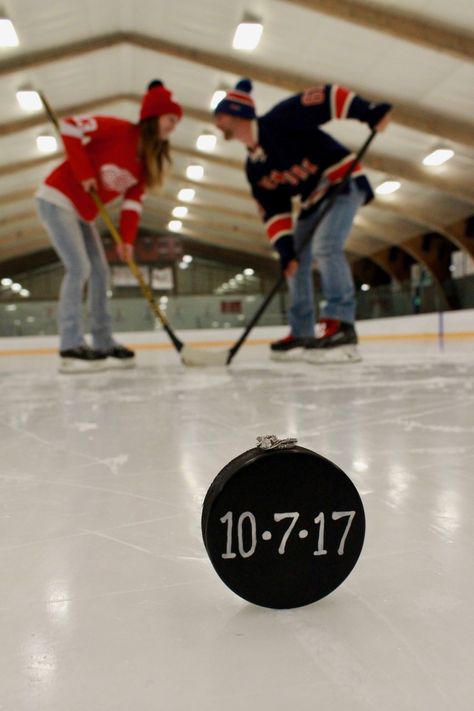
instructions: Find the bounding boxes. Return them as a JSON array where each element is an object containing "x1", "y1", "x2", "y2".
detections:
[{"x1": 38, "y1": 115, "x2": 146, "y2": 244}]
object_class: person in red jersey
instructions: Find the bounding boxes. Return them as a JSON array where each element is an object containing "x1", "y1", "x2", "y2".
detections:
[{"x1": 36, "y1": 80, "x2": 182, "y2": 373}]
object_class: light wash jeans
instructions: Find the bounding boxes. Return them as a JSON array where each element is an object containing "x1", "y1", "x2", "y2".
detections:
[
  {"x1": 36, "y1": 198, "x2": 115, "y2": 352},
  {"x1": 288, "y1": 180, "x2": 366, "y2": 337}
]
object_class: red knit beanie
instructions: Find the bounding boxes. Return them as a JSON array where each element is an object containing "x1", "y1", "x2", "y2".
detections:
[{"x1": 139, "y1": 80, "x2": 183, "y2": 121}]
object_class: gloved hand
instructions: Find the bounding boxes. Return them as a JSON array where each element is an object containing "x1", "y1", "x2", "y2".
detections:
[
  {"x1": 275, "y1": 234, "x2": 297, "y2": 272},
  {"x1": 81, "y1": 177, "x2": 98, "y2": 193},
  {"x1": 364, "y1": 102, "x2": 392, "y2": 129},
  {"x1": 116, "y1": 242, "x2": 134, "y2": 263}
]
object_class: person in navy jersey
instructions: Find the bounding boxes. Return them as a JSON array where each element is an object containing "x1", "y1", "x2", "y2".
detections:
[
  {"x1": 36, "y1": 80, "x2": 182, "y2": 373},
  {"x1": 214, "y1": 79, "x2": 391, "y2": 363}
]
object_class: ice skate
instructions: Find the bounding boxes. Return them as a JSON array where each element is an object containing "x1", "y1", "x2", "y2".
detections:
[
  {"x1": 270, "y1": 335, "x2": 311, "y2": 362},
  {"x1": 59, "y1": 346, "x2": 108, "y2": 374},
  {"x1": 304, "y1": 319, "x2": 362, "y2": 364},
  {"x1": 99, "y1": 344, "x2": 136, "y2": 369}
]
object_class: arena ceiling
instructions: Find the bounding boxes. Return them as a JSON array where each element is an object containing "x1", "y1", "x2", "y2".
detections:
[{"x1": 1, "y1": 0, "x2": 473, "y2": 298}]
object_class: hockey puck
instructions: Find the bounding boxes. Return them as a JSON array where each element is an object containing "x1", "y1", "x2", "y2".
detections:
[{"x1": 201, "y1": 436, "x2": 366, "y2": 609}]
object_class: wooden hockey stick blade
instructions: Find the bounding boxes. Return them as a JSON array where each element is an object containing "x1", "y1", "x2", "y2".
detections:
[{"x1": 180, "y1": 345, "x2": 230, "y2": 367}]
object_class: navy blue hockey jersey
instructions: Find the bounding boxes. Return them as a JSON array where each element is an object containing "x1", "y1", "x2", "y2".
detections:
[{"x1": 245, "y1": 84, "x2": 391, "y2": 250}]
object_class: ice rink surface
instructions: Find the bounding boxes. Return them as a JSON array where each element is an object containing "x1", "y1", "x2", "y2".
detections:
[{"x1": 1, "y1": 336, "x2": 473, "y2": 711}]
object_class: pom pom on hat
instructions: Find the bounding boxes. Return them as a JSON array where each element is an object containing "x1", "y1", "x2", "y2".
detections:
[
  {"x1": 214, "y1": 78, "x2": 256, "y2": 119},
  {"x1": 140, "y1": 79, "x2": 183, "y2": 122},
  {"x1": 148, "y1": 80, "x2": 164, "y2": 90},
  {"x1": 235, "y1": 78, "x2": 252, "y2": 93}
]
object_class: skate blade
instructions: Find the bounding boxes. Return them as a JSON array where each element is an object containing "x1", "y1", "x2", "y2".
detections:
[
  {"x1": 59, "y1": 359, "x2": 108, "y2": 374},
  {"x1": 104, "y1": 357, "x2": 136, "y2": 370},
  {"x1": 304, "y1": 345, "x2": 362, "y2": 364},
  {"x1": 270, "y1": 347, "x2": 305, "y2": 362}
]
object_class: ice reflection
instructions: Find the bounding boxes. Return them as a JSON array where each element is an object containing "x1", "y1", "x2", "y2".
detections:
[
  {"x1": 386, "y1": 465, "x2": 412, "y2": 508},
  {"x1": 353, "y1": 459, "x2": 369, "y2": 473},
  {"x1": 432, "y1": 489, "x2": 462, "y2": 537},
  {"x1": 47, "y1": 581, "x2": 70, "y2": 621},
  {"x1": 24, "y1": 636, "x2": 57, "y2": 685},
  {"x1": 179, "y1": 446, "x2": 206, "y2": 506}
]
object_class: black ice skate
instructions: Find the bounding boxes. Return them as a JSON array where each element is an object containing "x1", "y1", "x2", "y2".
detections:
[
  {"x1": 97, "y1": 344, "x2": 136, "y2": 369},
  {"x1": 270, "y1": 335, "x2": 311, "y2": 362},
  {"x1": 304, "y1": 319, "x2": 362, "y2": 364},
  {"x1": 59, "y1": 345, "x2": 108, "y2": 374}
]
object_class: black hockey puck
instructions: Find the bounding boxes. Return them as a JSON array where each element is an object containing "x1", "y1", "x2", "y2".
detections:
[{"x1": 201, "y1": 436, "x2": 366, "y2": 609}]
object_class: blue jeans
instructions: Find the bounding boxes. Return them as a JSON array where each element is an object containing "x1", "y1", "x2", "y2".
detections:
[
  {"x1": 36, "y1": 198, "x2": 115, "y2": 352},
  {"x1": 288, "y1": 181, "x2": 366, "y2": 337}
]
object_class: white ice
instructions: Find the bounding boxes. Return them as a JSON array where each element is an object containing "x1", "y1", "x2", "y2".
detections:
[{"x1": 0, "y1": 334, "x2": 473, "y2": 711}]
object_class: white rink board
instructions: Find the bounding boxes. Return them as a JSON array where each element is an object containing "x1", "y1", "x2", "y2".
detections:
[{"x1": 0, "y1": 309, "x2": 473, "y2": 354}]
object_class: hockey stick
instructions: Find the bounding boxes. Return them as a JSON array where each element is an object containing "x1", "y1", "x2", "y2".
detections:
[
  {"x1": 225, "y1": 128, "x2": 378, "y2": 365},
  {"x1": 86, "y1": 195, "x2": 227, "y2": 366},
  {"x1": 38, "y1": 91, "x2": 227, "y2": 367}
]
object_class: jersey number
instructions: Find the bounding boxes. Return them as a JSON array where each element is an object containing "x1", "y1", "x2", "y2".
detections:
[{"x1": 301, "y1": 86, "x2": 325, "y2": 106}]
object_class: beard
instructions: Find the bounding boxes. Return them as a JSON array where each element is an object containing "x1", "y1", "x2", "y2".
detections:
[{"x1": 222, "y1": 128, "x2": 234, "y2": 140}]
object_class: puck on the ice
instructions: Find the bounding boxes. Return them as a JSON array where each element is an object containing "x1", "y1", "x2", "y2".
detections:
[{"x1": 201, "y1": 437, "x2": 366, "y2": 609}]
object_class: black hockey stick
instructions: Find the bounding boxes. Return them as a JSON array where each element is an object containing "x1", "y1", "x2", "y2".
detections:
[
  {"x1": 226, "y1": 128, "x2": 378, "y2": 365},
  {"x1": 38, "y1": 91, "x2": 229, "y2": 366}
]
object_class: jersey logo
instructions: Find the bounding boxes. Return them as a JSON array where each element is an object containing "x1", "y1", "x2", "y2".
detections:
[
  {"x1": 301, "y1": 86, "x2": 325, "y2": 106},
  {"x1": 100, "y1": 164, "x2": 137, "y2": 193},
  {"x1": 73, "y1": 115, "x2": 98, "y2": 133},
  {"x1": 257, "y1": 159, "x2": 318, "y2": 190}
]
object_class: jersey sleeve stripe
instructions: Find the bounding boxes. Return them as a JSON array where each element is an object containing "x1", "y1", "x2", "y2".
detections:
[
  {"x1": 121, "y1": 200, "x2": 143, "y2": 214},
  {"x1": 59, "y1": 120, "x2": 83, "y2": 139},
  {"x1": 265, "y1": 214, "x2": 293, "y2": 243},
  {"x1": 339, "y1": 89, "x2": 355, "y2": 118},
  {"x1": 330, "y1": 86, "x2": 338, "y2": 120},
  {"x1": 330, "y1": 86, "x2": 354, "y2": 119},
  {"x1": 323, "y1": 154, "x2": 361, "y2": 182}
]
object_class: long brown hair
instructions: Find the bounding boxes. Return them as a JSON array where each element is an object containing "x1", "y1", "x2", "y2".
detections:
[{"x1": 138, "y1": 118, "x2": 171, "y2": 190}]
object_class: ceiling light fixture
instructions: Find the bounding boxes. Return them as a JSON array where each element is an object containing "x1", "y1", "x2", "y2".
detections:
[
  {"x1": 210, "y1": 89, "x2": 227, "y2": 110},
  {"x1": 196, "y1": 132, "x2": 217, "y2": 152},
  {"x1": 0, "y1": 12, "x2": 19, "y2": 47},
  {"x1": 233, "y1": 14, "x2": 263, "y2": 51},
  {"x1": 422, "y1": 148, "x2": 454, "y2": 167},
  {"x1": 16, "y1": 87, "x2": 42, "y2": 112},
  {"x1": 168, "y1": 220, "x2": 182, "y2": 232},
  {"x1": 36, "y1": 134, "x2": 58, "y2": 154},
  {"x1": 186, "y1": 165, "x2": 204, "y2": 181},
  {"x1": 172, "y1": 206, "x2": 188, "y2": 218},
  {"x1": 178, "y1": 188, "x2": 195, "y2": 202},
  {"x1": 375, "y1": 180, "x2": 401, "y2": 195}
]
